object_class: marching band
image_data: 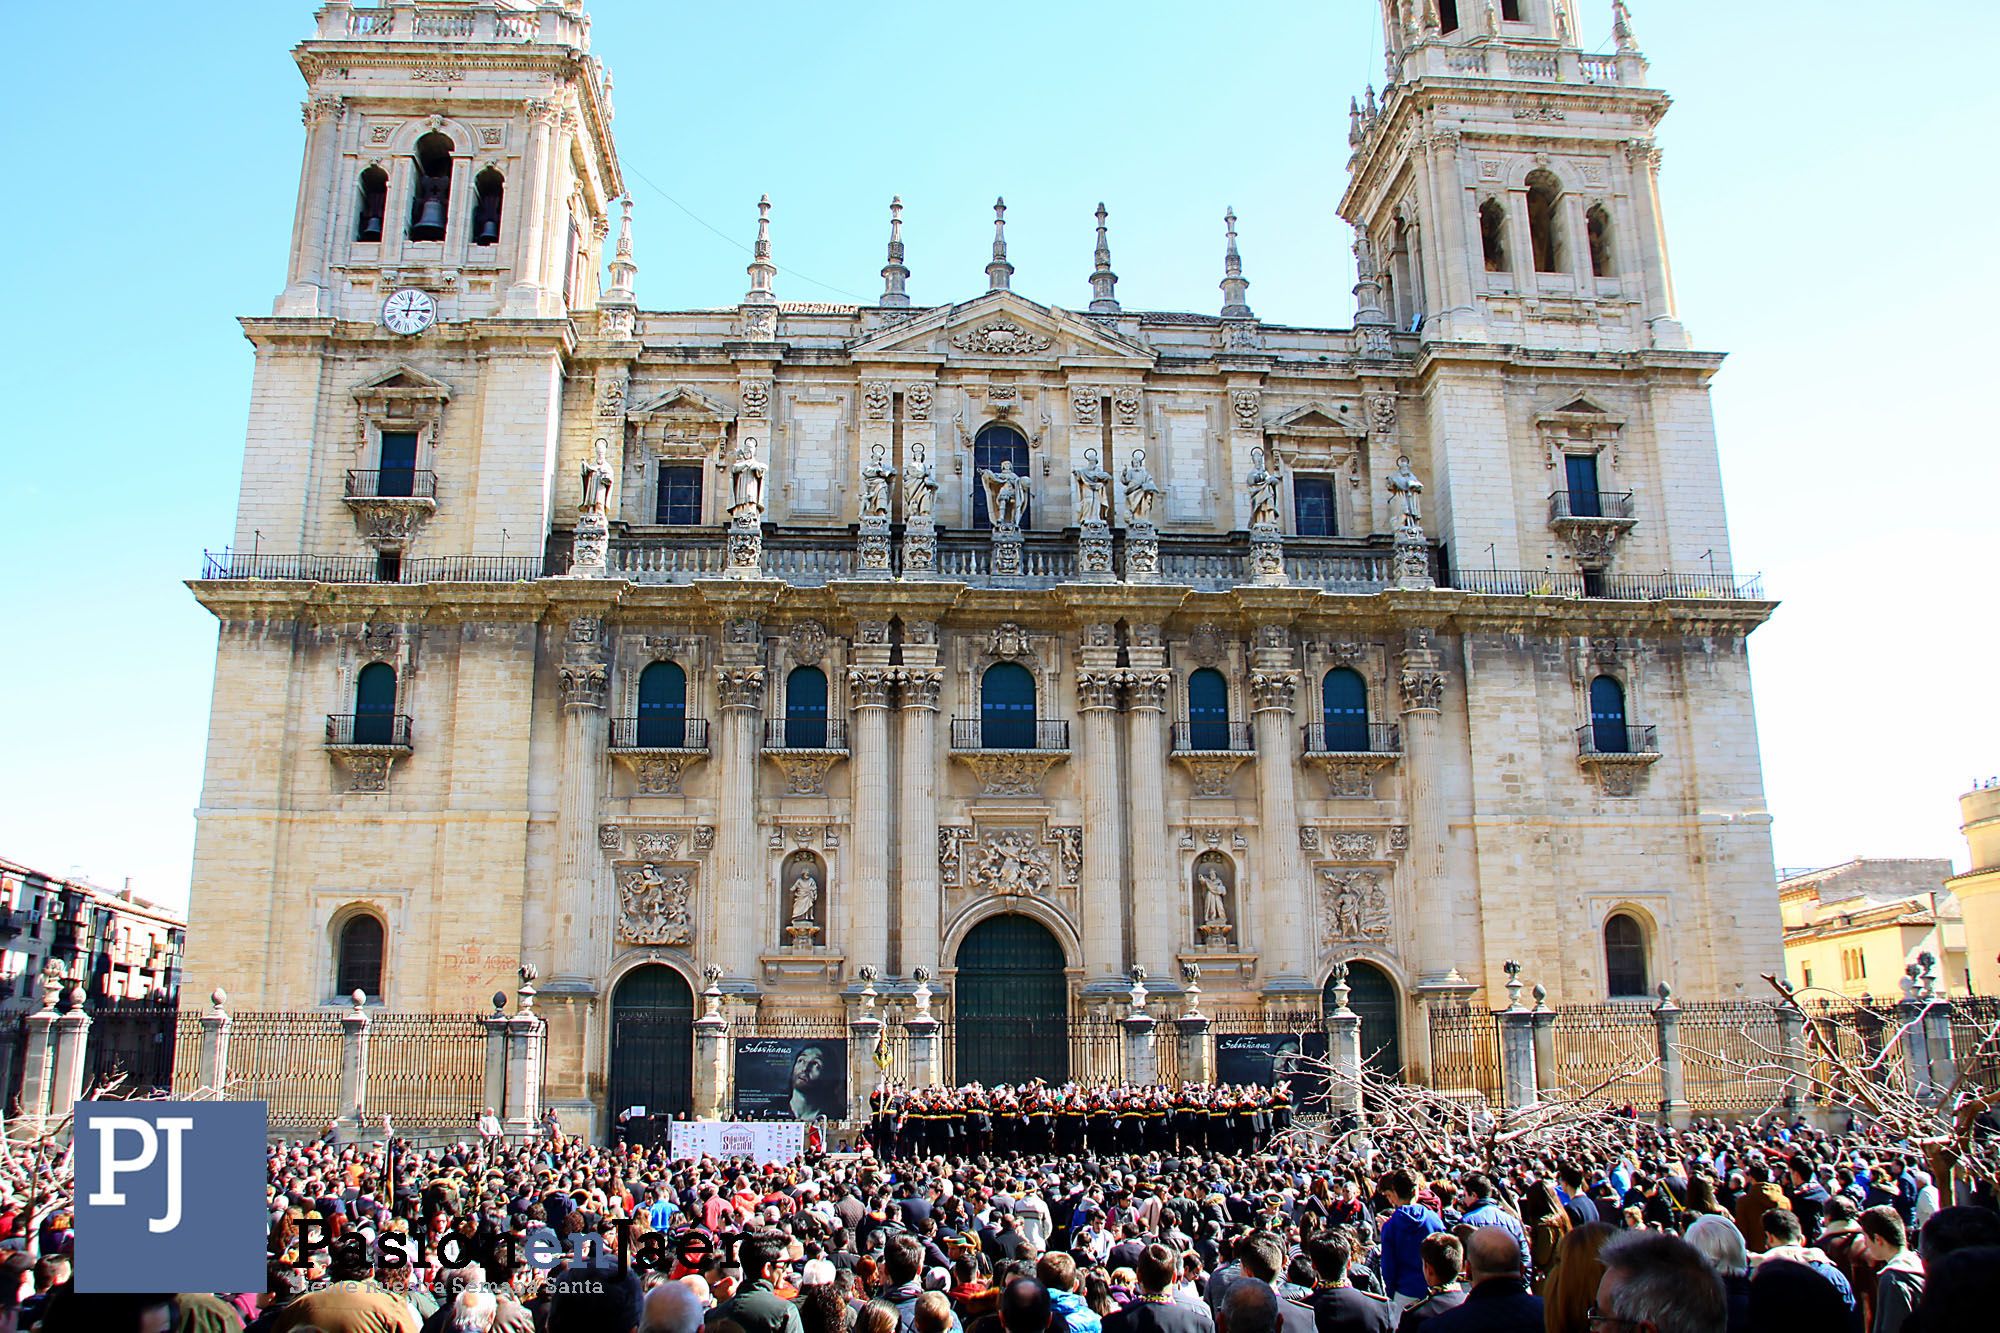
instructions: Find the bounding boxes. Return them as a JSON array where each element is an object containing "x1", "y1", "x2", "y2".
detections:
[{"x1": 866, "y1": 1080, "x2": 1292, "y2": 1159}]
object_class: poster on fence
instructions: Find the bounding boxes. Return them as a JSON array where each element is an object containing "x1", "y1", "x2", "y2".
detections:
[
  {"x1": 669, "y1": 1120, "x2": 806, "y2": 1164},
  {"x1": 732, "y1": 1037, "x2": 849, "y2": 1121},
  {"x1": 1216, "y1": 1032, "x2": 1331, "y2": 1108}
]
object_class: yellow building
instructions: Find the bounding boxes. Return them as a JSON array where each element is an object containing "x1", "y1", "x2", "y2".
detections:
[
  {"x1": 1947, "y1": 778, "x2": 2000, "y2": 994},
  {"x1": 1779, "y1": 859, "x2": 1966, "y2": 999}
]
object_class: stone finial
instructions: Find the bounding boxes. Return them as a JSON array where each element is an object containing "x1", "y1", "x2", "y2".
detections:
[
  {"x1": 1219, "y1": 209, "x2": 1253, "y2": 320},
  {"x1": 1654, "y1": 979, "x2": 1678, "y2": 1012},
  {"x1": 1330, "y1": 961, "x2": 1353, "y2": 1015},
  {"x1": 1502, "y1": 959, "x2": 1524, "y2": 1011},
  {"x1": 1531, "y1": 982, "x2": 1548, "y2": 1012},
  {"x1": 857, "y1": 964, "x2": 879, "y2": 984},
  {"x1": 986, "y1": 197, "x2": 1014, "y2": 293},
  {"x1": 1612, "y1": 0, "x2": 1637, "y2": 52},
  {"x1": 1353, "y1": 223, "x2": 1390, "y2": 329},
  {"x1": 744, "y1": 194, "x2": 777, "y2": 306},
  {"x1": 211, "y1": 986, "x2": 229, "y2": 1013},
  {"x1": 912, "y1": 966, "x2": 935, "y2": 1019},
  {"x1": 38, "y1": 960, "x2": 65, "y2": 1013},
  {"x1": 1088, "y1": 203, "x2": 1120, "y2": 315},
  {"x1": 350, "y1": 988, "x2": 368, "y2": 1009},
  {"x1": 492, "y1": 990, "x2": 508, "y2": 1014},
  {"x1": 1128, "y1": 966, "x2": 1149, "y2": 1015},
  {"x1": 1349, "y1": 98, "x2": 1363, "y2": 148},
  {"x1": 880, "y1": 197, "x2": 910, "y2": 308},
  {"x1": 605, "y1": 196, "x2": 637, "y2": 305}
]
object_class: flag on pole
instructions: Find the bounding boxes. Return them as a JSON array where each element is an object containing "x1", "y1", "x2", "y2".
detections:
[{"x1": 873, "y1": 1027, "x2": 891, "y2": 1070}]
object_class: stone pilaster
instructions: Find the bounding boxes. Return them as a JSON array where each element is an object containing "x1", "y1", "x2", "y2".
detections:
[
  {"x1": 714, "y1": 662, "x2": 767, "y2": 979},
  {"x1": 553, "y1": 615, "x2": 610, "y2": 982},
  {"x1": 1399, "y1": 631, "x2": 1460, "y2": 989},
  {"x1": 1076, "y1": 669, "x2": 1128, "y2": 982},
  {"x1": 896, "y1": 667, "x2": 944, "y2": 977},
  {"x1": 847, "y1": 666, "x2": 895, "y2": 971},
  {"x1": 1248, "y1": 653, "x2": 1308, "y2": 985},
  {"x1": 1124, "y1": 665, "x2": 1179, "y2": 979}
]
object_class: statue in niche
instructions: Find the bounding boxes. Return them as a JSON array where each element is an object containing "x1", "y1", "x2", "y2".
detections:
[
  {"x1": 727, "y1": 434, "x2": 768, "y2": 522},
  {"x1": 1072, "y1": 449, "x2": 1113, "y2": 525},
  {"x1": 981, "y1": 458, "x2": 1030, "y2": 528},
  {"x1": 1121, "y1": 448, "x2": 1160, "y2": 525},
  {"x1": 1196, "y1": 857, "x2": 1233, "y2": 943},
  {"x1": 1387, "y1": 454, "x2": 1424, "y2": 530},
  {"x1": 784, "y1": 858, "x2": 822, "y2": 943},
  {"x1": 861, "y1": 444, "x2": 896, "y2": 519},
  {"x1": 904, "y1": 443, "x2": 937, "y2": 519},
  {"x1": 1247, "y1": 447, "x2": 1285, "y2": 529},
  {"x1": 580, "y1": 438, "x2": 614, "y2": 516}
]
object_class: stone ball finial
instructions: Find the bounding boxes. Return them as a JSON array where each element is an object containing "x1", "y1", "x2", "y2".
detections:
[
  {"x1": 492, "y1": 991, "x2": 508, "y2": 1014},
  {"x1": 1532, "y1": 983, "x2": 1548, "y2": 1005},
  {"x1": 350, "y1": 989, "x2": 368, "y2": 1009},
  {"x1": 211, "y1": 986, "x2": 228, "y2": 1010}
]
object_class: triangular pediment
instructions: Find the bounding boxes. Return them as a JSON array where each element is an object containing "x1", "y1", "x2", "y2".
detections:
[
  {"x1": 350, "y1": 365, "x2": 453, "y2": 400},
  {"x1": 1269, "y1": 402, "x2": 1366, "y2": 437},
  {"x1": 629, "y1": 384, "x2": 735, "y2": 423},
  {"x1": 849, "y1": 291, "x2": 1155, "y2": 365}
]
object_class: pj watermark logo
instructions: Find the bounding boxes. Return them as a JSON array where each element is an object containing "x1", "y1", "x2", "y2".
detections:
[{"x1": 73, "y1": 1101, "x2": 269, "y2": 1294}]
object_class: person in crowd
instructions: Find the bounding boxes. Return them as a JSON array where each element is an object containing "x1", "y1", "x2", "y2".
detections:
[
  {"x1": 1745, "y1": 1258, "x2": 1857, "y2": 1333},
  {"x1": 709, "y1": 1232, "x2": 807, "y2": 1333},
  {"x1": 1391, "y1": 1232, "x2": 1463, "y2": 1333},
  {"x1": 1590, "y1": 1231, "x2": 1725, "y2": 1333},
  {"x1": 1377, "y1": 1170, "x2": 1444, "y2": 1318},
  {"x1": 1420, "y1": 1228, "x2": 1539, "y2": 1332},
  {"x1": 1452, "y1": 1180, "x2": 1526, "y2": 1253},
  {"x1": 1731, "y1": 1161, "x2": 1789, "y2": 1254},
  {"x1": 1299, "y1": 1231, "x2": 1390, "y2": 1333},
  {"x1": 1104, "y1": 1245, "x2": 1215, "y2": 1333},
  {"x1": 1683, "y1": 1215, "x2": 1750, "y2": 1333},
  {"x1": 1857, "y1": 1206, "x2": 1924, "y2": 1333}
]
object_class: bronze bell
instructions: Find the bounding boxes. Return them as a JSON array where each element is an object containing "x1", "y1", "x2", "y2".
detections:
[
  {"x1": 475, "y1": 214, "x2": 499, "y2": 245},
  {"x1": 410, "y1": 196, "x2": 447, "y2": 241},
  {"x1": 358, "y1": 214, "x2": 383, "y2": 243}
]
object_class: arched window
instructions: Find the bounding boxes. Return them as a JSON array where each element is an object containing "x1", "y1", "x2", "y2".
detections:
[
  {"x1": 971, "y1": 424, "x2": 1031, "y2": 530},
  {"x1": 980, "y1": 662, "x2": 1037, "y2": 749},
  {"x1": 355, "y1": 165, "x2": 388, "y2": 242},
  {"x1": 784, "y1": 666, "x2": 829, "y2": 749},
  {"x1": 1587, "y1": 204, "x2": 1613, "y2": 278},
  {"x1": 470, "y1": 167, "x2": 505, "y2": 246},
  {"x1": 637, "y1": 661, "x2": 688, "y2": 748},
  {"x1": 1589, "y1": 674, "x2": 1630, "y2": 755},
  {"x1": 1526, "y1": 171, "x2": 1565, "y2": 274},
  {"x1": 407, "y1": 132, "x2": 454, "y2": 242},
  {"x1": 1322, "y1": 668, "x2": 1369, "y2": 752},
  {"x1": 335, "y1": 913, "x2": 384, "y2": 999},
  {"x1": 1479, "y1": 198, "x2": 1509, "y2": 274},
  {"x1": 1187, "y1": 668, "x2": 1231, "y2": 751},
  {"x1": 1605, "y1": 913, "x2": 1648, "y2": 997},
  {"x1": 1439, "y1": 0, "x2": 1461, "y2": 34},
  {"x1": 353, "y1": 662, "x2": 397, "y2": 746},
  {"x1": 1500, "y1": 0, "x2": 1523, "y2": 21}
]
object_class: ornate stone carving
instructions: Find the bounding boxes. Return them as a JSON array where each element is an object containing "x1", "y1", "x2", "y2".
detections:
[
  {"x1": 904, "y1": 382, "x2": 934, "y2": 421},
  {"x1": 635, "y1": 830, "x2": 683, "y2": 858},
  {"x1": 1299, "y1": 827, "x2": 1321, "y2": 853},
  {"x1": 717, "y1": 667, "x2": 766, "y2": 710},
  {"x1": 1319, "y1": 869, "x2": 1390, "y2": 948},
  {"x1": 739, "y1": 381, "x2": 770, "y2": 418},
  {"x1": 1195, "y1": 854, "x2": 1235, "y2": 945},
  {"x1": 1223, "y1": 321, "x2": 1263, "y2": 353},
  {"x1": 598, "y1": 825, "x2": 624, "y2": 852},
  {"x1": 558, "y1": 661, "x2": 609, "y2": 711},
  {"x1": 1307, "y1": 754, "x2": 1395, "y2": 799},
  {"x1": 1389, "y1": 825, "x2": 1409, "y2": 852},
  {"x1": 1048, "y1": 826, "x2": 1083, "y2": 883},
  {"x1": 1112, "y1": 385, "x2": 1142, "y2": 426},
  {"x1": 331, "y1": 751, "x2": 398, "y2": 794},
  {"x1": 1325, "y1": 638, "x2": 1368, "y2": 667},
  {"x1": 1187, "y1": 624, "x2": 1226, "y2": 666},
  {"x1": 1076, "y1": 671, "x2": 1123, "y2": 712},
  {"x1": 939, "y1": 826, "x2": 977, "y2": 882},
  {"x1": 1175, "y1": 752, "x2": 1252, "y2": 798},
  {"x1": 952, "y1": 319, "x2": 1052, "y2": 355},
  {"x1": 967, "y1": 831, "x2": 1053, "y2": 897},
  {"x1": 1329, "y1": 831, "x2": 1376, "y2": 860},
  {"x1": 1123, "y1": 669, "x2": 1171, "y2": 712},
  {"x1": 767, "y1": 751, "x2": 840, "y2": 794},
  {"x1": 789, "y1": 621, "x2": 828, "y2": 666},
  {"x1": 1369, "y1": 393, "x2": 1398, "y2": 435},
  {"x1": 619, "y1": 864, "x2": 694, "y2": 946},
  {"x1": 1249, "y1": 672, "x2": 1298, "y2": 713},
  {"x1": 694, "y1": 826, "x2": 716, "y2": 850},
  {"x1": 955, "y1": 751, "x2": 1065, "y2": 796},
  {"x1": 863, "y1": 381, "x2": 892, "y2": 420},
  {"x1": 1399, "y1": 668, "x2": 1446, "y2": 712},
  {"x1": 1230, "y1": 389, "x2": 1261, "y2": 431},
  {"x1": 345, "y1": 497, "x2": 435, "y2": 552},
  {"x1": 987, "y1": 623, "x2": 1032, "y2": 660},
  {"x1": 896, "y1": 668, "x2": 944, "y2": 711},
  {"x1": 848, "y1": 667, "x2": 895, "y2": 708},
  {"x1": 630, "y1": 754, "x2": 696, "y2": 795},
  {"x1": 1071, "y1": 385, "x2": 1099, "y2": 424},
  {"x1": 726, "y1": 617, "x2": 762, "y2": 647},
  {"x1": 598, "y1": 380, "x2": 628, "y2": 419}
]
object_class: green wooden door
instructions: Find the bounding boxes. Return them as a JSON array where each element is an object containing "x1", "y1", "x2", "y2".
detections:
[{"x1": 954, "y1": 915, "x2": 1068, "y2": 1085}]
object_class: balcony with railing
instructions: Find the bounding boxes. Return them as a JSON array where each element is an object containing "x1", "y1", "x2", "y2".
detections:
[
  {"x1": 346, "y1": 469, "x2": 438, "y2": 501},
  {"x1": 1577, "y1": 721, "x2": 1661, "y2": 795},
  {"x1": 1169, "y1": 721, "x2": 1255, "y2": 798},
  {"x1": 326, "y1": 713, "x2": 413, "y2": 749},
  {"x1": 1301, "y1": 722, "x2": 1403, "y2": 800},
  {"x1": 315, "y1": 2, "x2": 593, "y2": 49},
  {"x1": 1446, "y1": 568, "x2": 1765, "y2": 601},
  {"x1": 609, "y1": 717, "x2": 711, "y2": 797},
  {"x1": 1548, "y1": 490, "x2": 1635, "y2": 523},
  {"x1": 762, "y1": 717, "x2": 848, "y2": 752},
  {"x1": 951, "y1": 718, "x2": 1069, "y2": 752},
  {"x1": 949, "y1": 718, "x2": 1071, "y2": 797},
  {"x1": 200, "y1": 551, "x2": 548, "y2": 584}
]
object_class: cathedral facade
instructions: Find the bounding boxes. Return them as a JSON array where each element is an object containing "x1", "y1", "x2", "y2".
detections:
[{"x1": 185, "y1": 0, "x2": 1782, "y2": 1132}]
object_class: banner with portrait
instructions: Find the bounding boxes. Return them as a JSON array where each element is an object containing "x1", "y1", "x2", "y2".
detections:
[{"x1": 732, "y1": 1037, "x2": 849, "y2": 1121}]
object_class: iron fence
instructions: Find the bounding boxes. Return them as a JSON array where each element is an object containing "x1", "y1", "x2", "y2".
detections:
[
  {"x1": 949, "y1": 719, "x2": 1071, "y2": 751},
  {"x1": 225, "y1": 1011, "x2": 348, "y2": 1128},
  {"x1": 363, "y1": 1013, "x2": 491, "y2": 1128},
  {"x1": 1545, "y1": 1003, "x2": 1662, "y2": 1107},
  {"x1": 326, "y1": 713, "x2": 414, "y2": 747},
  {"x1": 1301, "y1": 723, "x2": 1402, "y2": 755},
  {"x1": 200, "y1": 551, "x2": 545, "y2": 584},
  {"x1": 82, "y1": 1001, "x2": 181, "y2": 1096},
  {"x1": 345, "y1": 469, "x2": 438, "y2": 500},
  {"x1": 1952, "y1": 996, "x2": 2000, "y2": 1091},
  {"x1": 1170, "y1": 722, "x2": 1255, "y2": 753},
  {"x1": 610, "y1": 717, "x2": 712, "y2": 750},
  {"x1": 763, "y1": 717, "x2": 850, "y2": 751},
  {"x1": 1677, "y1": 1001, "x2": 1788, "y2": 1112},
  {"x1": 1426, "y1": 1002, "x2": 1502, "y2": 1104}
]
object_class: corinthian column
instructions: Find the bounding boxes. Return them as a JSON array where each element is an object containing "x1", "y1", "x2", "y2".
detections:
[
  {"x1": 1398, "y1": 643, "x2": 1459, "y2": 987},
  {"x1": 847, "y1": 667, "x2": 895, "y2": 972},
  {"x1": 552, "y1": 618, "x2": 609, "y2": 982},
  {"x1": 1076, "y1": 670, "x2": 1128, "y2": 983},
  {"x1": 1249, "y1": 670, "x2": 1309, "y2": 984},
  {"x1": 1123, "y1": 670, "x2": 1178, "y2": 979},
  {"x1": 896, "y1": 669, "x2": 944, "y2": 978},
  {"x1": 714, "y1": 664, "x2": 767, "y2": 978}
]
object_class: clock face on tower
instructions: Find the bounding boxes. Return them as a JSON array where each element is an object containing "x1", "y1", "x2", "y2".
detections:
[{"x1": 382, "y1": 288, "x2": 437, "y2": 336}]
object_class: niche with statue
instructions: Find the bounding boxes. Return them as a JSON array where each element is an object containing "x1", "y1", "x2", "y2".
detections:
[
  {"x1": 1192, "y1": 851, "x2": 1236, "y2": 948},
  {"x1": 781, "y1": 851, "x2": 826, "y2": 947}
]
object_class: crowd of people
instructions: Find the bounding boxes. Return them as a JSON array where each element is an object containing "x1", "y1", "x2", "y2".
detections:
[
  {"x1": 0, "y1": 1080, "x2": 1996, "y2": 1333},
  {"x1": 866, "y1": 1084, "x2": 1294, "y2": 1160}
]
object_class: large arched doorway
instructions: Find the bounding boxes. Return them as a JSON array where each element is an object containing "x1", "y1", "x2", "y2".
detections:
[
  {"x1": 953, "y1": 915, "x2": 1068, "y2": 1085},
  {"x1": 1327, "y1": 962, "x2": 1403, "y2": 1079},
  {"x1": 607, "y1": 965, "x2": 694, "y2": 1135}
]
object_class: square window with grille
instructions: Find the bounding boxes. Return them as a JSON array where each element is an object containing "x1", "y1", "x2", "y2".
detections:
[
  {"x1": 656, "y1": 465, "x2": 703, "y2": 525},
  {"x1": 1293, "y1": 474, "x2": 1337, "y2": 537}
]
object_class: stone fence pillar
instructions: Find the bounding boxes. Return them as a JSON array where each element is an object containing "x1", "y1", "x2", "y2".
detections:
[
  {"x1": 1176, "y1": 967, "x2": 1213, "y2": 1086},
  {"x1": 848, "y1": 969, "x2": 885, "y2": 1120},
  {"x1": 1774, "y1": 999, "x2": 1808, "y2": 1118},
  {"x1": 504, "y1": 980, "x2": 546, "y2": 1133},
  {"x1": 1529, "y1": 986, "x2": 1558, "y2": 1101},
  {"x1": 904, "y1": 969, "x2": 942, "y2": 1090},
  {"x1": 198, "y1": 988, "x2": 233, "y2": 1098},
  {"x1": 692, "y1": 968, "x2": 729, "y2": 1120},
  {"x1": 1324, "y1": 964, "x2": 1364, "y2": 1122},
  {"x1": 482, "y1": 1004, "x2": 509, "y2": 1121},
  {"x1": 1496, "y1": 963, "x2": 1538, "y2": 1112},
  {"x1": 1654, "y1": 983, "x2": 1690, "y2": 1129},
  {"x1": 339, "y1": 990, "x2": 372, "y2": 1135}
]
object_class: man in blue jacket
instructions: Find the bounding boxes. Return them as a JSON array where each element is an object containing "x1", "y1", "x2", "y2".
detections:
[{"x1": 1378, "y1": 1170, "x2": 1444, "y2": 1319}]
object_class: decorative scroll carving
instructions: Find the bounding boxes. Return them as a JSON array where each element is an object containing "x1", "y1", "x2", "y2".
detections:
[
  {"x1": 634, "y1": 830, "x2": 683, "y2": 858},
  {"x1": 629, "y1": 754, "x2": 697, "y2": 795},
  {"x1": 717, "y1": 667, "x2": 766, "y2": 710},
  {"x1": 1123, "y1": 669, "x2": 1171, "y2": 712},
  {"x1": 1048, "y1": 825, "x2": 1083, "y2": 883},
  {"x1": 896, "y1": 668, "x2": 943, "y2": 711},
  {"x1": 330, "y1": 751, "x2": 399, "y2": 794},
  {"x1": 952, "y1": 319, "x2": 1052, "y2": 355},
  {"x1": 904, "y1": 382, "x2": 934, "y2": 421},
  {"x1": 767, "y1": 750, "x2": 842, "y2": 795},
  {"x1": 1175, "y1": 752, "x2": 1252, "y2": 798},
  {"x1": 1076, "y1": 671, "x2": 1123, "y2": 712},
  {"x1": 939, "y1": 826, "x2": 977, "y2": 882},
  {"x1": 598, "y1": 825, "x2": 624, "y2": 852},
  {"x1": 848, "y1": 667, "x2": 895, "y2": 708},
  {"x1": 1112, "y1": 385, "x2": 1142, "y2": 426},
  {"x1": 862, "y1": 381, "x2": 892, "y2": 420},
  {"x1": 1187, "y1": 624, "x2": 1227, "y2": 667},
  {"x1": 967, "y1": 831, "x2": 1053, "y2": 897},
  {"x1": 987, "y1": 623, "x2": 1032, "y2": 660},
  {"x1": 1399, "y1": 669, "x2": 1446, "y2": 712},
  {"x1": 619, "y1": 864, "x2": 694, "y2": 946},
  {"x1": 1071, "y1": 385, "x2": 1099, "y2": 424},
  {"x1": 1249, "y1": 672, "x2": 1298, "y2": 713},
  {"x1": 1230, "y1": 389, "x2": 1261, "y2": 431},
  {"x1": 789, "y1": 621, "x2": 828, "y2": 666},
  {"x1": 1329, "y1": 831, "x2": 1376, "y2": 860},
  {"x1": 955, "y1": 751, "x2": 1064, "y2": 797},
  {"x1": 1306, "y1": 753, "x2": 1396, "y2": 799}
]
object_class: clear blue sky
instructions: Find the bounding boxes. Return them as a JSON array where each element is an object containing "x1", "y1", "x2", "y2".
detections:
[{"x1": 3, "y1": 1, "x2": 1994, "y2": 909}]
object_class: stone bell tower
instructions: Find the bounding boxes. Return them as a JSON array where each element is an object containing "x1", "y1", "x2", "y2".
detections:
[
  {"x1": 276, "y1": 0, "x2": 623, "y2": 323},
  {"x1": 1343, "y1": 0, "x2": 1682, "y2": 353}
]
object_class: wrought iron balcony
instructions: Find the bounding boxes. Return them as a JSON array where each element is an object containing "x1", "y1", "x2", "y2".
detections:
[
  {"x1": 200, "y1": 551, "x2": 548, "y2": 583},
  {"x1": 1578, "y1": 723, "x2": 1660, "y2": 759},
  {"x1": 950, "y1": 718, "x2": 1070, "y2": 752},
  {"x1": 610, "y1": 717, "x2": 712, "y2": 752},
  {"x1": 345, "y1": 469, "x2": 438, "y2": 501},
  {"x1": 762, "y1": 717, "x2": 849, "y2": 751},
  {"x1": 1446, "y1": 568, "x2": 1765, "y2": 601},
  {"x1": 1548, "y1": 490, "x2": 1635, "y2": 522},
  {"x1": 326, "y1": 713, "x2": 414, "y2": 749},
  {"x1": 1302, "y1": 723, "x2": 1402, "y2": 755},
  {"x1": 1171, "y1": 721, "x2": 1255, "y2": 753}
]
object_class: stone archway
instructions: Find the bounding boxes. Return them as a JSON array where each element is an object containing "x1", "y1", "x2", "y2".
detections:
[
  {"x1": 607, "y1": 965, "x2": 694, "y2": 1134},
  {"x1": 953, "y1": 914, "x2": 1068, "y2": 1085}
]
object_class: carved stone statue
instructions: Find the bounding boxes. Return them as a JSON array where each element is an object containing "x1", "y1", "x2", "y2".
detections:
[
  {"x1": 861, "y1": 445, "x2": 896, "y2": 520},
  {"x1": 981, "y1": 458, "x2": 1030, "y2": 528},
  {"x1": 789, "y1": 868, "x2": 821, "y2": 926},
  {"x1": 580, "y1": 438, "x2": 614, "y2": 515},
  {"x1": 728, "y1": 434, "x2": 768, "y2": 522},
  {"x1": 1199, "y1": 866, "x2": 1230, "y2": 926},
  {"x1": 619, "y1": 863, "x2": 693, "y2": 945},
  {"x1": 904, "y1": 443, "x2": 937, "y2": 519},
  {"x1": 1248, "y1": 448, "x2": 1285, "y2": 529},
  {"x1": 1121, "y1": 449, "x2": 1160, "y2": 524},
  {"x1": 1387, "y1": 454, "x2": 1424, "y2": 529},
  {"x1": 968, "y1": 831, "x2": 1052, "y2": 897},
  {"x1": 1319, "y1": 869, "x2": 1389, "y2": 946},
  {"x1": 1072, "y1": 449, "x2": 1113, "y2": 525}
]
